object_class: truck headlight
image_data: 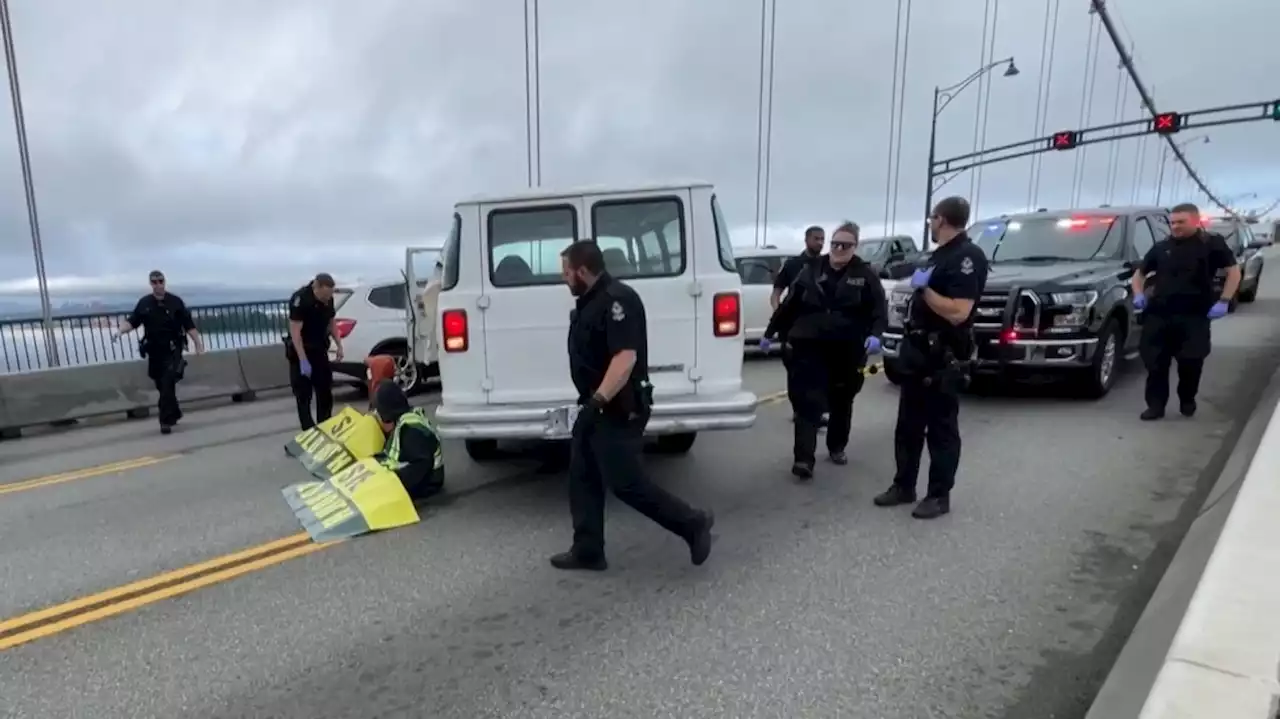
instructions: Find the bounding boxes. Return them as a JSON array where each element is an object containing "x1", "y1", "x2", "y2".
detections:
[{"x1": 1048, "y1": 290, "x2": 1098, "y2": 328}]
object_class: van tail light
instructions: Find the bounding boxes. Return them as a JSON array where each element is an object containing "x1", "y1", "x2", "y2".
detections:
[
  {"x1": 712, "y1": 292, "x2": 740, "y2": 337},
  {"x1": 441, "y1": 309, "x2": 469, "y2": 352},
  {"x1": 334, "y1": 318, "x2": 357, "y2": 338}
]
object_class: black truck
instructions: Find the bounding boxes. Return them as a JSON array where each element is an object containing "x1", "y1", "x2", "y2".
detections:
[{"x1": 881, "y1": 206, "x2": 1166, "y2": 398}]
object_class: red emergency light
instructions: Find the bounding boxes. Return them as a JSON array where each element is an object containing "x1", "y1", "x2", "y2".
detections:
[
  {"x1": 1153, "y1": 112, "x2": 1181, "y2": 134},
  {"x1": 999, "y1": 328, "x2": 1019, "y2": 344}
]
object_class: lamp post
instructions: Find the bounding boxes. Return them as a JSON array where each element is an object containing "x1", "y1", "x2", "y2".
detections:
[
  {"x1": 1155, "y1": 133, "x2": 1208, "y2": 206},
  {"x1": 923, "y1": 57, "x2": 1019, "y2": 247}
]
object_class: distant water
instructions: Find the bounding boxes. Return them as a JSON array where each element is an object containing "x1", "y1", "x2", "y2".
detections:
[{"x1": 1, "y1": 326, "x2": 281, "y2": 374}]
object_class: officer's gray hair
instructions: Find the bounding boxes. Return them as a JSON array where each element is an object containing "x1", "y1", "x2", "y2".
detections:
[{"x1": 832, "y1": 221, "x2": 860, "y2": 241}]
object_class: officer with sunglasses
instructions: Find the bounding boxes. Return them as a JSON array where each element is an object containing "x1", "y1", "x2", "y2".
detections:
[{"x1": 761, "y1": 221, "x2": 887, "y2": 479}]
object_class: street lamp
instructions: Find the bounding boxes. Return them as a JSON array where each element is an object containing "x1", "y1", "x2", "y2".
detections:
[
  {"x1": 1155, "y1": 134, "x2": 1209, "y2": 206},
  {"x1": 923, "y1": 57, "x2": 1019, "y2": 247}
]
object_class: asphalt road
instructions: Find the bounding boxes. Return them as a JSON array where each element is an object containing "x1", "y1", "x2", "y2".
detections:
[{"x1": 2, "y1": 282, "x2": 1278, "y2": 719}]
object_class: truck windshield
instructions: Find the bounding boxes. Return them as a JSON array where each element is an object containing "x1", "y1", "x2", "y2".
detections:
[
  {"x1": 855, "y1": 240, "x2": 889, "y2": 261},
  {"x1": 969, "y1": 216, "x2": 1121, "y2": 262}
]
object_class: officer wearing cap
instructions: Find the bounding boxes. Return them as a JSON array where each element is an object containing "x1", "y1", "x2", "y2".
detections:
[
  {"x1": 550, "y1": 240, "x2": 715, "y2": 572},
  {"x1": 1131, "y1": 202, "x2": 1240, "y2": 420},
  {"x1": 112, "y1": 270, "x2": 205, "y2": 434},
  {"x1": 372, "y1": 380, "x2": 444, "y2": 500},
  {"x1": 761, "y1": 221, "x2": 887, "y2": 478},
  {"x1": 286, "y1": 273, "x2": 344, "y2": 430},
  {"x1": 874, "y1": 196, "x2": 988, "y2": 520}
]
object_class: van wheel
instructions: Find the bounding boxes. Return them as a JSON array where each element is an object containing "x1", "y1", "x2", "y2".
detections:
[
  {"x1": 652, "y1": 433, "x2": 697, "y2": 455},
  {"x1": 464, "y1": 439, "x2": 500, "y2": 462},
  {"x1": 1239, "y1": 268, "x2": 1260, "y2": 303},
  {"x1": 1076, "y1": 319, "x2": 1122, "y2": 399}
]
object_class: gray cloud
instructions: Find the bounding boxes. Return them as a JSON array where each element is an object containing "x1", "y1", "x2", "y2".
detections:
[{"x1": 0, "y1": 0, "x2": 1276, "y2": 295}]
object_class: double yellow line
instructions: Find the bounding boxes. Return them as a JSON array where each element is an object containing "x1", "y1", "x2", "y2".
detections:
[
  {"x1": 0, "y1": 533, "x2": 330, "y2": 651},
  {"x1": 0, "y1": 455, "x2": 178, "y2": 496}
]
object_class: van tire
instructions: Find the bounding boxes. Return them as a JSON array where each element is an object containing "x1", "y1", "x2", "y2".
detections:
[
  {"x1": 652, "y1": 432, "x2": 697, "y2": 455},
  {"x1": 464, "y1": 439, "x2": 501, "y2": 462}
]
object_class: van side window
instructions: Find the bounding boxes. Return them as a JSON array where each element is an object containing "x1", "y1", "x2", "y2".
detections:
[
  {"x1": 735, "y1": 258, "x2": 775, "y2": 285},
  {"x1": 441, "y1": 213, "x2": 462, "y2": 291},
  {"x1": 711, "y1": 194, "x2": 736, "y2": 271},
  {"x1": 591, "y1": 198, "x2": 685, "y2": 278},
  {"x1": 488, "y1": 205, "x2": 579, "y2": 287}
]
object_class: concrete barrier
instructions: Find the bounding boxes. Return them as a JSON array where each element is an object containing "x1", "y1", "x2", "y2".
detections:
[
  {"x1": 237, "y1": 344, "x2": 291, "y2": 393},
  {"x1": 1089, "y1": 366, "x2": 1280, "y2": 718},
  {"x1": 0, "y1": 349, "x2": 250, "y2": 437}
]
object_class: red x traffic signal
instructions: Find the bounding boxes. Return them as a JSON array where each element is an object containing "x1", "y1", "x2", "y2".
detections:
[
  {"x1": 1049, "y1": 130, "x2": 1079, "y2": 151},
  {"x1": 1153, "y1": 112, "x2": 1181, "y2": 134}
]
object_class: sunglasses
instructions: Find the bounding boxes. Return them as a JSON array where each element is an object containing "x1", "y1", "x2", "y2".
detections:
[
  {"x1": 150, "y1": 278, "x2": 165, "y2": 285},
  {"x1": 830, "y1": 241, "x2": 856, "y2": 251}
]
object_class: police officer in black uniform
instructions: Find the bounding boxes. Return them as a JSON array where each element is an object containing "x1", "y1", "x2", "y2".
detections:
[
  {"x1": 874, "y1": 197, "x2": 988, "y2": 520},
  {"x1": 550, "y1": 240, "x2": 715, "y2": 572},
  {"x1": 771, "y1": 225, "x2": 828, "y2": 426},
  {"x1": 112, "y1": 270, "x2": 204, "y2": 434},
  {"x1": 1131, "y1": 203, "x2": 1240, "y2": 420},
  {"x1": 761, "y1": 221, "x2": 887, "y2": 478},
  {"x1": 286, "y1": 273, "x2": 345, "y2": 431}
]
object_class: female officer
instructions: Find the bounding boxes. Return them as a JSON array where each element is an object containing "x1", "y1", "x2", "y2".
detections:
[{"x1": 760, "y1": 222, "x2": 887, "y2": 478}]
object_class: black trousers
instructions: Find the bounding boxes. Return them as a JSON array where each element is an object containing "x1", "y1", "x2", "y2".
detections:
[
  {"x1": 786, "y1": 341, "x2": 866, "y2": 464},
  {"x1": 147, "y1": 350, "x2": 184, "y2": 427},
  {"x1": 1140, "y1": 314, "x2": 1210, "y2": 411},
  {"x1": 289, "y1": 346, "x2": 334, "y2": 431},
  {"x1": 568, "y1": 411, "x2": 700, "y2": 561},
  {"x1": 892, "y1": 375, "x2": 961, "y2": 499}
]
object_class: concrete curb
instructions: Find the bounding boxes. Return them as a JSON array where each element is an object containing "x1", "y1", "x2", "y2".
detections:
[
  {"x1": 0, "y1": 345, "x2": 294, "y2": 439},
  {"x1": 1087, "y1": 363, "x2": 1280, "y2": 717}
]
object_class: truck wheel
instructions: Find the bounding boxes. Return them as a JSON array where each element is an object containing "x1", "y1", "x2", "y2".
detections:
[
  {"x1": 652, "y1": 432, "x2": 697, "y2": 455},
  {"x1": 1078, "y1": 319, "x2": 1122, "y2": 399},
  {"x1": 1239, "y1": 268, "x2": 1260, "y2": 303},
  {"x1": 464, "y1": 439, "x2": 500, "y2": 462}
]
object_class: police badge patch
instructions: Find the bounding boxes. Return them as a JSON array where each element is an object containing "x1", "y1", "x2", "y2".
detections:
[
  {"x1": 611, "y1": 301, "x2": 625, "y2": 321},
  {"x1": 961, "y1": 257, "x2": 974, "y2": 275}
]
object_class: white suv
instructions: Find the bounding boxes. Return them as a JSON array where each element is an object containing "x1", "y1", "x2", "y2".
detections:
[
  {"x1": 329, "y1": 273, "x2": 439, "y2": 394},
  {"x1": 411, "y1": 180, "x2": 759, "y2": 462}
]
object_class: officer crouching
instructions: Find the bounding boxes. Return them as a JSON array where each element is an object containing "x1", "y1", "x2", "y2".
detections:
[
  {"x1": 372, "y1": 380, "x2": 444, "y2": 501},
  {"x1": 760, "y1": 221, "x2": 887, "y2": 479},
  {"x1": 874, "y1": 197, "x2": 988, "y2": 520}
]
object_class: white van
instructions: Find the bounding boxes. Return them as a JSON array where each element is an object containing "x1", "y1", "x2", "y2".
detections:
[
  {"x1": 407, "y1": 180, "x2": 758, "y2": 462},
  {"x1": 731, "y1": 245, "x2": 794, "y2": 349}
]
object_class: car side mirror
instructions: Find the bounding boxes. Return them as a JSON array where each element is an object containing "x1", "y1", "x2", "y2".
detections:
[{"x1": 1247, "y1": 240, "x2": 1268, "y2": 250}]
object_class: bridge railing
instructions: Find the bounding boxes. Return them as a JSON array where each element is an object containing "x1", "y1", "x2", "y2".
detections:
[{"x1": 0, "y1": 299, "x2": 290, "y2": 374}]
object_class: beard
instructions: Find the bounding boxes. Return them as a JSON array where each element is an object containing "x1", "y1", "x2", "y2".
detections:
[{"x1": 568, "y1": 276, "x2": 588, "y2": 296}]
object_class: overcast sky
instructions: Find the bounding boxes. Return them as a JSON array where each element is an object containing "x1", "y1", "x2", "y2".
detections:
[{"x1": 0, "y1": 0, "x2": 1276, "y2": 296}]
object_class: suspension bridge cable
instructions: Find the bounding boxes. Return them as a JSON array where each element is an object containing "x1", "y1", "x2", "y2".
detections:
[
  {"x1": 1103, "y1": 53, "x2": 1128, "y2": 202},
  {"x1": 1025, "y1": 0, "x2": 1054, "y2": 208},
  {"x1": 882, "y1": 0, "x2": 906, "y2": 234},
  {"x1": 1130, "y1": 84, "x2": 1152, "y2": 204},
  {"x1": 1090, "y1": 0, "x2": 1238, "y2": 216},
  {"x1": 758, "y1": 0, "x2": 779, "y2": 245},
  {"x1": 1070, "y1": 10, "x2": 1101, "y2": 206},
  {"x1": 887, "y1": 0, "x2": 914, "y2": 231},
  {"x1": 523, "y1": 0, "x2": 533, "y2": 187},
  {"x1": 1029, "y1": 0, "x2": 1063, "y2": 207},
  {"x1": 751, "y1": 0, "x2": 769, "y2": 247},
  {"x1": 968, "y1": 0, "x2": 994, "y2": 200},
  {"x1": 531, "y1": 0, "x2": 542, "y2": 186},
  {"x1": 973, "y1": 0, "x2": 1000, "y2": 215}
]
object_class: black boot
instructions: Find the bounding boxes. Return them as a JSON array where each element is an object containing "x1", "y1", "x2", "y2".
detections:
[
  {"x1": 549, "y1": 551, "x2": 607, "y2": 572},
  {"x1": 912, "y1": 496, "x2": 951, "y2": 520},
  {"x1": 873, "y1": 484, "x2": 916, "y2": 507}
]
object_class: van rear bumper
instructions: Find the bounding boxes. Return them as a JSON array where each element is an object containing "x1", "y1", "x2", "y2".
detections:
[{"x1": 434, "y1": 391, "x2": 759, "y2": 441}]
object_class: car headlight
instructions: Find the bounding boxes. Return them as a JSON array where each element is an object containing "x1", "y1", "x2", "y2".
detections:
[{"x1": 1049, "y1": 290, "x2": 1099, "y2": 306}]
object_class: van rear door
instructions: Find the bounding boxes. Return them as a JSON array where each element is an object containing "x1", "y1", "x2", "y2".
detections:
[
  {"x1": 581, "y1": 190, "x2": 698, "y2": 398},
  {"x1": 479, "y1": 198, "x2": 585, "y2": 404}
]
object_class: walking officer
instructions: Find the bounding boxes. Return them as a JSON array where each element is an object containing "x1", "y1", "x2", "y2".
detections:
[
  {"x1": 760, "y1": 221, "x2": 887, "y2": 478},
  {"x1": 874, "y1": 197, "x2": 988, "y2": 520},
  {"x1": 112, "y1": 270, "x2": 205, "y2": 435},
  {"x1": 1131, "y1": 203, "x2": 1240, "y2": 420},
  {"x1": 770, "y1": 225, "x2": 828, "y2": 426},
  {"x1": 550, "y1": 240, "x2": 715, "y2": 572},
  {"x1": 286, "y1": 273, "x2": 344, "y2": 431}
]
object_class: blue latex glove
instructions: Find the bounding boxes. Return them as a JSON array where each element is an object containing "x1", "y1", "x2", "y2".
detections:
[
  {"x1": 299, "y1": 358, "x2": 312, "y2": 377},
  {"x1": 909, "y1": 266, "x2": 934, "y2": 289},
  {"x1": 1207, "y1": 300, "x2": 1229, "y2": 320},
  {"x1": 1132, "y1": 292, "x2": 1147, "y2": 311},
  {"x1": 864, "y1": 336, "x2": 882, "y2": 355},
  {"x1": 758, "y1": 337, "x2": 773, "y2": 352}
]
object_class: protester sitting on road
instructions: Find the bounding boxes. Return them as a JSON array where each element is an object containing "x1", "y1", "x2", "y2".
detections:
[{"x1": 372, "y1": 380, "x2": 444, "y2": 501}]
